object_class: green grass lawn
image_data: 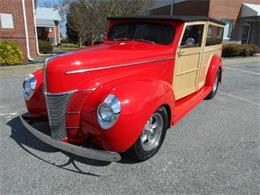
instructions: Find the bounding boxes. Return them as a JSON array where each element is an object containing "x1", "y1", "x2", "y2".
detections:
[
  {"x1": 57, "y1": 43, "x2": 85, "y2": 52},
  {"x1": 58, "y1": 46, "x2": 81, "y2": 51}
]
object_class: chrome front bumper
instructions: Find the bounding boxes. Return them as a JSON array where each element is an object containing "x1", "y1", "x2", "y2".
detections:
[{"x1": 20, "y1": 114, "x2": 121, "y2": 162}]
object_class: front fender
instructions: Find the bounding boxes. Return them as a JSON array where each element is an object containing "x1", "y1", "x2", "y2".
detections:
[
  {"x1": 25, "y1": 69, "x2": 47, "y2": 115},
  {"x1": 81, "y1": 80, "x2": 175, "y2": 152}
]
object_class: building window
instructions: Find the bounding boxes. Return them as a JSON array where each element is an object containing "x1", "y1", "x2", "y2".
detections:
[
  {"x1": 222, "y1": 19, "x2": 233, "y2": 40},
  {"x1": 206, "y1": 25, "x2": 224, "y2": 46},
  {"x1": 0, "y1": 13, "x2": 14, "y2": 29},
  {"x1": 241, "y1": 23, "x2": 251, "y2": 44}
]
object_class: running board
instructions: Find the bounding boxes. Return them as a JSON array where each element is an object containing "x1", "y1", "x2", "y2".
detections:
[{"x1": 173, "y1": 86, "x2": 212, "y2": 125}]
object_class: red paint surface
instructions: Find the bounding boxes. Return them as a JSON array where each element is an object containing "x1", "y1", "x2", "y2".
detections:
[
  {"x1": 25, "y1": 69, "x2": 47, "y2": 115},
  {"x1": 25, "y1": 19, "x2": 222, "y2": 152}
]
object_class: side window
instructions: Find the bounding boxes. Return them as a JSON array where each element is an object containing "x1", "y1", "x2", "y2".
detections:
[
  {"x1": 181, "y1": 25, "x2": 204, "y2": 48},
  {"x1": 206, "y1": 25, "x2": 224, "y2": 46}
]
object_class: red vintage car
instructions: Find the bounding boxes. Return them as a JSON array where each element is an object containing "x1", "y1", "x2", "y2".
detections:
[{"x1": 21, "y1": 16, "x2": 225, "y2": 162}]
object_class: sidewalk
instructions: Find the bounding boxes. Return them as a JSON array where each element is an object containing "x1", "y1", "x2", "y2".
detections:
[
  {"x1": 0, "y1": 63, "x2": 42, "y2": 78},
  {"x1": 223, "y1": 56, "x2": 260, "y2": 65}
]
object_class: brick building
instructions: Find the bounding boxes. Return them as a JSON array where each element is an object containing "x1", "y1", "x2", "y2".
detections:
[
  {"x1": 150, "y1": 0, "x2": 260, "y2": 47},
  {"x1": 0, "y1": 0, "x2": 61, "y2": 63},
  {"x1": 0, "y1": 0, "x2": 38, "y2": 62}
]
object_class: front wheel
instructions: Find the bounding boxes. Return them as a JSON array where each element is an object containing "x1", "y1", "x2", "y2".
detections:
[
  {"x1": 206, "y1": 69, "x2": 221, "y2": 100},
  {"x1": 127, "y1": 107, "x2": 168, "y2": 161}
]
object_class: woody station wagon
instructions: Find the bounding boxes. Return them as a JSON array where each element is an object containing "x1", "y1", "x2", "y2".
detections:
[{"x1": 21, "y1": 16, "x2": 225, "y2": 162}]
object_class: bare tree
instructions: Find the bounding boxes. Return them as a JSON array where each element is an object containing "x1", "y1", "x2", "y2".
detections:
[
  {"x1": 59, "y1": 0, "x2": 74, "y2": 24},
  {"x1": 65, "y1": 0, "x2": 151, "y2": 46},
  {"x1": 86, "y1": 0, "x2": 151, "y2": 44},
  {"x1": 43, "y1": 1, "x2": 52, "y2": 8},
  {"x1": 66, "y1": 0, "x2": 87, "y2": 47}
]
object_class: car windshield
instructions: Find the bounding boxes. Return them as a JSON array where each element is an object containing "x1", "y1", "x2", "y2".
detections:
[{"x1": 108, "y1": 23, "x2": 175, "y2": 45}]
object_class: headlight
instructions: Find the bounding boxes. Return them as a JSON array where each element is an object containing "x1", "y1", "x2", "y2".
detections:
[
  {"x1": 22, "y1": 74, "x2": 37, "y2": 100},
  {"x1": 97, "y1": 94, "x2": 121, "y2": 129}
]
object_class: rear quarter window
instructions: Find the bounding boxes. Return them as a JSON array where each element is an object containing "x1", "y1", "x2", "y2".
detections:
[{"x1": 206, "y1": 25, "x2": 224, "y2": 46}]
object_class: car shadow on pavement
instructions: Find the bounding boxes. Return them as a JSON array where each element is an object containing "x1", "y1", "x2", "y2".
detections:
[{"x1": 7, "y1": 116, "x2": 113, "y2": 176}]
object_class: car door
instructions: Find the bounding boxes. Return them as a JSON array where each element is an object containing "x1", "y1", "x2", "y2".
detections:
[{"x1": 173, "y1": 23, "x2": 206, "y2": 100}]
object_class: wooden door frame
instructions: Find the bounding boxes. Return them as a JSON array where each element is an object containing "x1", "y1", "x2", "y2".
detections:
[{"x1": 173, "y1": 21, "x2": 207, "y2": 99}]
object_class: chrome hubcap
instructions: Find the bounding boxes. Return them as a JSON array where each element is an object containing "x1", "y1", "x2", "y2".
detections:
[
  {"x1": 213, "y1": 73, "x2": 219, "y2": 92},
  {"x1": 140, "y1": 113, "x2": 163, "y2": 151}
]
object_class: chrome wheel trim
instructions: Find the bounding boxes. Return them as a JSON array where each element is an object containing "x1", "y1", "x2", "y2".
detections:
[
  {"x1": 213, "y1": 72, "x2": 219, "y2": 93},
  {"x1": 140, "y1": 113, "x2": 163, "y2": 152}
]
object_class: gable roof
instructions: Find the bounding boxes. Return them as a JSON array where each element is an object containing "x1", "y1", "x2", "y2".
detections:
[
  {"x1": 36, "y1": 7, "x2": 61, "y2": 27},
  {"x1": 36, "y1": 7, "x2": 61, "y2": 20},
  {"x1": 151, "y1": 0, "x2": 186, "y2": 9},
  {"x1": 241, "y1": 3, "x2": 260, "y2": 17},
  {"x1": 108, "y1": 15, "x2": 225, "y2": 26}
]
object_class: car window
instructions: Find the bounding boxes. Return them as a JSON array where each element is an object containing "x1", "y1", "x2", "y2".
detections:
[
  {"x1": 108, "y1": 23, "x2": 175, "y2": 45},
  {"x1": 206, "y1": 25, "x2": 224, "y2": 46},
  {"x1": 181, "y1": 25, "x2": 204, "y2": 48}
]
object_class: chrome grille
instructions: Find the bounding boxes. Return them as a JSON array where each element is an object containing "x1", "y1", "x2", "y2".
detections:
[{"x1": 46, "y1": 93, "x2": 73, "y2": 140}]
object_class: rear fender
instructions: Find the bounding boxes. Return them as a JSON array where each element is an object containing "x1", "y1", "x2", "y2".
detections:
[{"x1": 205, "y1": 55, "x2": 223, "y2": 87}]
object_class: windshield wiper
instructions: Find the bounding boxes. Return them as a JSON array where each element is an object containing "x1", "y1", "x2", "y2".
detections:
[{"x1": 134, "y1": 39, "x2": 156, "y2": 45}]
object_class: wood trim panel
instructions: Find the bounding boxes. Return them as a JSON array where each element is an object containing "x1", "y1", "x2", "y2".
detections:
[{"x1": 173, "y1": 21, "x2": 224, "y2": 100}]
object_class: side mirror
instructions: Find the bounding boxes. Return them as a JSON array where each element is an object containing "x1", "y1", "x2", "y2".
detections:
[{"x1": 185, "y1": 38, "x2": 195, "y2": 47}]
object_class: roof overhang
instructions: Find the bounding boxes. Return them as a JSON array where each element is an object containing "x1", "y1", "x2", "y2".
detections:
[
  {"x1": 36, "y1": 18, "x2": 55, "y2": 27},
  {"x1": 151, "y1": 0, "x2": 186, "y2": 9},
  {"x1": 241, "y1": 3, "x2": 260, "y2": 17}
]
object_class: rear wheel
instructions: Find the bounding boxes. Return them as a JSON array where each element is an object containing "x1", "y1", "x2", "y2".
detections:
[
  {"x1": 127, "y1": 107, "x2": 168, "y2": 161},
  {"x1": 206, "y1": 69, "x2": 221, "y2": 100}
]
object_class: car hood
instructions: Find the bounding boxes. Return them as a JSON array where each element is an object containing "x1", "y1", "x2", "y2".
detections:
[
  {"x1": 45, "y1": 41, "x2": 174, "y2": 93},
  {"x1": 48, "y1": 41, "x2": 173, "y2": 73}
]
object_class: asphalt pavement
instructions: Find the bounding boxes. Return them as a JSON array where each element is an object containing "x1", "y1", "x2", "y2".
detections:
[{"x1": 0, "y1": 60, "x2": 259, "y2": 194}]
